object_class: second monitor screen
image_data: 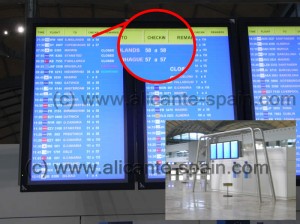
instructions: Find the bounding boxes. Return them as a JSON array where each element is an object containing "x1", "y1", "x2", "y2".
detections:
[
  {"x1": 247, "y1": 26, "x2": 300, "y2": 175},
  {"x1": 145, "y1": 27, "x2": 235, "y2": 180},
  {"x1": 223, "y1": 142, "x2": 231, "y2": 159}
]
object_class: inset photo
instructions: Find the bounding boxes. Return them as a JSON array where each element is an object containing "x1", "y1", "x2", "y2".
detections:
[{"x1": 165, "y1": 120, "x2": 296, "y2": 220}]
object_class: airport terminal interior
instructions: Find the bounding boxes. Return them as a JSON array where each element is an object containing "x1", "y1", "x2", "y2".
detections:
[
  {"x1": 0, "y1": 1, "x2": 300, "y2": 224},
  {"x1": 165, "y1": 121, "x2": 296, "y2": 220}
]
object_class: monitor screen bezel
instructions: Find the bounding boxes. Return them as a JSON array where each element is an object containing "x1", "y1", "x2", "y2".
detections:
[
  {"x1": 20, "y1": 18, "x2": 135, "y2": 191},
  {"x1": 238, "y1": 18, "x2": 300, "y2": 186},
  {"x1": 135, "y1": 18, "x2": 242, "y2": 189}
]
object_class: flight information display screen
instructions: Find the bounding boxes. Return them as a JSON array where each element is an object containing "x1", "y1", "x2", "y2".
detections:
[
  {"x1": 120, "y1": 28, "x2": 193, "y2": 81},
  {"x1": 230, "y1": 141, "x2": 239, "y2": 159},
  {"x1": 144, "y1": 27, "x2": 235, "y2": 180},
  {"x1": 210, "y1": 143, "x2": 217, "y2": 160},
  {"x1": 247, "y1": 26, "x2": 300, "y2": 176},
  {"x1": 21, "y1": 23, "x2": 236, "y2": 190},
  {"x1": 223, "y1": 142, "x2": 231, "y2": 159},
  {"x1": 217, "y1": 143, "x2": 224, "y2": 159},
  {"x1": 23, "y1": 26, "x2": 132, "y2": 189}
]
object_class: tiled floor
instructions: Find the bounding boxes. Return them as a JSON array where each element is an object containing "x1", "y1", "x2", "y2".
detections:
[{"x1": 166, "y1": 175, "x2": 296, "y2": 220}]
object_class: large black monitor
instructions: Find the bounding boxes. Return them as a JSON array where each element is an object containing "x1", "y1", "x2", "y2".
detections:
[
  {"x1": 20, "y1": 19, "x2": 135, "y2": 191},
  {"x1": 136, "y1": 19, "x2": 241, "y2": 189},
  {"x1": 239, "y1": 18, "x2": 300, "y2": 186}
]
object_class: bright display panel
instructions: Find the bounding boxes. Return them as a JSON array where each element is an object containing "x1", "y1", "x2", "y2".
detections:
[
  {"x1": 20, "y1": 25, "x2": 134, "y2": 191},
  {"x1": 217, "y1": 143, "x2": 224, "y2": 159},
  {"x1": 144, "y1": 27, "x2": 235, "y2": 180},
  {"x1": 223, "y1": 142, "x2": 231, "y2": 159},
  {"x1": 247, "y1": 26, "x2": 300, "y2": 176},
  {"x1": 230, "y1": 141, "x2": 239, "y2": 159},
  {"x1": 210, "y1": 143, "x2": 217, "y2": 160}
]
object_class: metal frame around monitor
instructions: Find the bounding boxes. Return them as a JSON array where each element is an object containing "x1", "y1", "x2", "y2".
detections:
[
  {"x1": 135, "y1": 18, "x2": 243, "y2": 190},
  {"x1": 20, "y1": 18, "x2": 135, "y2": 191},
  {"x1": 238, "y1": 18, "x2": 300, "y2": 186}
]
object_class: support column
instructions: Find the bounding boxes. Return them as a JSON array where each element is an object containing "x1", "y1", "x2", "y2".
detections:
[{"x1": 25, "y1": 0, "x2": 37, "y2": 18}]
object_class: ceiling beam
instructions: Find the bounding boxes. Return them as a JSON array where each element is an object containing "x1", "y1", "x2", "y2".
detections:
[
  {"x1": 211, "y1": 120, "x2": 232, "y2": 132},
  {"x1": 91, "y1": 4, "x2": 95, "y2": 18},
  {"x1": 0, "y1": 120, "x2": 20, "y2": 130},
  {"x1": 57, "y1": 4, "x2": 62, "y2": 18},
  {"x1": 124, "y1": 3, "x2": 129, "y2": 18},
  {"x1": 25, "y1": 0, "x2": 37, "y2": 18},
  {"x1": 283, "y1": 3, "x2": 297, "y2": 17},
  {"x1": 230, "y1": 4, "x2": 237, "y2": 17},
  {"x1": 167, "y1": 120, "x2": 212, "y2": 138},
  {"x1": 198, "y1": 4, "x2": 231, "y2": 17},
  {"x1": 0, "y1": 76, "x2": 22, "y2": 90},
  {"x1": 0, "y1": 104, "x2": 18, "y2": 142},
  {"x1": 1, "y1": 58, "x2": 10, "y2": 77},
  {"x1": 0, "y1": 41, "x2": 23, "y2": 60},
  {"x1": 0, "y1": 131, "x2": 20, "y2": 142},
  {"x1": 192, "y1": 4, "x2": 199, "y2": 18},
  {"x1": 270, "y1": 3, "x2": 293, "y2": 17}
]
